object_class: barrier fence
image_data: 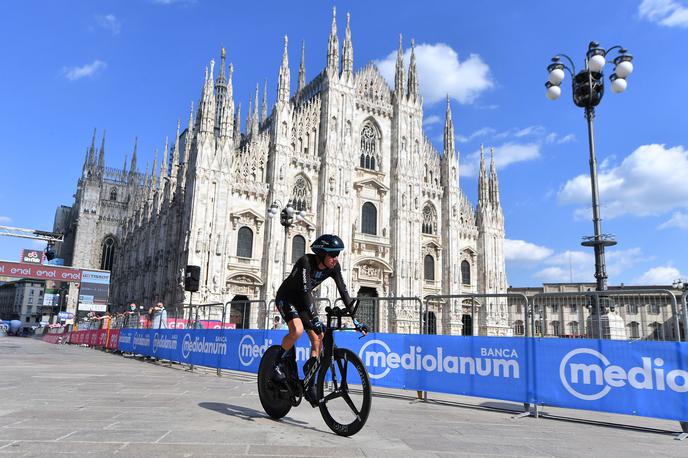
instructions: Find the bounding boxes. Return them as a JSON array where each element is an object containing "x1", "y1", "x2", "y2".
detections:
[{"x1": 42, "y1": 293, "x2": 688, "y2": 436}]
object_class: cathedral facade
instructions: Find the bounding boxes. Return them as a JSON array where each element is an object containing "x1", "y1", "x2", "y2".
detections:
[{"x1": 55, "y1": 10, "x2": 509, "y2": 335}]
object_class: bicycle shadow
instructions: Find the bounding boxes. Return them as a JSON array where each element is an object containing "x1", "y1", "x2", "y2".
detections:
[{"x1": 198, "y1": 402, "x2": 312, "y2": 428}]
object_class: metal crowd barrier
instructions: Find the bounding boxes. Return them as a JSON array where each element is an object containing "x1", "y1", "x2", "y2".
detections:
[
  {"x1": 530, "y1": 289, "x2": 684, "y2": 341},
  {"x1": 332, "y1": 296, "x2": 423, "y2": 335},
  {"x1": 423, "y1": 293, "x2": 529, "y2": 336},
  {"x1": 224, "y1": 299, "x2": 267, "y2": 330}
]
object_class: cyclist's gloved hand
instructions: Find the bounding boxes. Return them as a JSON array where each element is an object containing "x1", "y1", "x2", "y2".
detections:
[
  {"x1": 352, "y1": 318, "x2": 368, "y2": 335},
  {"x1": 312, "y1": 317, "x2": 326, "y2": 335}
]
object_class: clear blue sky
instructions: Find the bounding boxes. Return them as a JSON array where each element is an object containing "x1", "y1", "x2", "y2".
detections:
[{"x1": 1, "y1": 0, "x2": 686, "y2": 287}]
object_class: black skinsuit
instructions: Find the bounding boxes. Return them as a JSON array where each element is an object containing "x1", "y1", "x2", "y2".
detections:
[{"x1": 275, "y1": 254, "x2": 353, "y2": 330}]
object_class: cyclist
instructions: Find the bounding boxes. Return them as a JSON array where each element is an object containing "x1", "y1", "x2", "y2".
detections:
[{"x1": 272, "y1": 234, "x2": 367, "y2": 398}]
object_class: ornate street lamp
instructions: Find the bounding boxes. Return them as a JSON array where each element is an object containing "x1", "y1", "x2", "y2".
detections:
[
  {"x1": 268, "y1": 200, "x2": 306, "y2": 278},
  {"x1": 545, "y1": 41, "x2": 634, "y2": 292}
]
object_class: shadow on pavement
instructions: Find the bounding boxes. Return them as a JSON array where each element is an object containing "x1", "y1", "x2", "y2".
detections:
[
  {"x1": 198, "y1": 402, "x2": 329, "y2": 433},
  {"x1": 199, "y1": 402, "x2": 265, "y2": 421}
]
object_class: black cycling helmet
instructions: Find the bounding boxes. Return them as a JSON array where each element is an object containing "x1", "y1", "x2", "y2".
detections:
[{"x1": 311, "y1": 234, "x2": 345, "y2": 256}]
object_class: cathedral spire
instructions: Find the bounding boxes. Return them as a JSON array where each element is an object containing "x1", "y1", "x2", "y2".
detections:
[
  {"x1": 443, "y1": 96, "x2": 455, "y2": 158},
  {"x1": 278, "y1": 35, "x2": 291, "y2": 104},
  {"x1": 171, "y1": 119, "x2": 180, "y2": 180},
  {"x1": 82, "y1": 147, "x2": 89, "y2": 176},
  {"x1": 326, "y1": 6, "x2": 339, "y2": 77},
  {"x1": 122, "y1": 154, "x2": 127, "y2": 175},
  {"x1": 227, "y1": 63, "x2": 234, "y2": 101},
  {"x1": 216, "y1": 47, "x2": 227, "y2": 86},
  {"x1": 88, "y1": 128, "x2": 97, "y2": 166},
  {"x1": 234, "y1": 102, "x2": 241, "y2": 147},
  {"x1": 159, "y1": 138, "x2": 168, "y2": 191},
  {"x1": 186, "y1": 101, "x2": 194, "y2": 142},
  {"x1": 252, "y1": 83, "x2": 260, "y2": 134},
  {"x1": 478, "y1": 144, "x2": 489, "y2": 206},
  {"x1": 197, "y1": 60, "x2": 216, "y2": 133},
  {"x1": 407, "y1": 39, "x2": 419, "y2": 102},
  {"x1": 246, "y1": 97, "x2": 252, "y2": 133},
  {"x1": 394, "y1": 34, "x2": 405, "y2": 98},
  {"x1": 130, "y1": 137, "x2": 138, "y2": 174},
  {"x1": 151, "y1": 148, "x2": 158, "y2": 183},
  {"x1": 489, "y1": 147, "x2": 500, "y2": 207},
  {"x1": 298, "y1": 40, "x2": 306, "y2": 93},
  {"x1": 98, "y1": 130, "x2": 106, "y2": 170},
  {"x1": 341, "y1": 12, "x2": 353, "y2": 80},
  {"x1": 261, "y1": 79, "x2": 268, "y2": 122}
]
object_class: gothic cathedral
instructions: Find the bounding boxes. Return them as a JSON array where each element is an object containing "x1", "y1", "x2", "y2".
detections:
[{"x1": 55, "y1": 9, "x2": 510, "y2": 336}]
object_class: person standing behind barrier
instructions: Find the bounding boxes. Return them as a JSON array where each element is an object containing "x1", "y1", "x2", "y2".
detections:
[
  {"x1": 124, "y1": 303, "x2": 139, "y2": 328},
  {"x1": 271, "y1": 315, "x2": 288, "y2": 330},
  {"x1": 150, "y1": 302, "x2": 168, "y2": 329}
]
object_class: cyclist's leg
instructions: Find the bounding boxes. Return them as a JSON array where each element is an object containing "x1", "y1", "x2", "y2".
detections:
[
  {"x1": 275, "y1": 298, "x2": 303, "y2": 352},
  {"x1": 306, "y1": 328, "x2": 321, "y2": 359},
  {"x1": 273, "y1": 298, "x2": 303, "y2": 380}
]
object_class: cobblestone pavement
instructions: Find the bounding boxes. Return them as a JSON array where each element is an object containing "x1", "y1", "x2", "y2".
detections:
[{"x1": 0, "y1": 337, "x2": 684, "y2": 457}]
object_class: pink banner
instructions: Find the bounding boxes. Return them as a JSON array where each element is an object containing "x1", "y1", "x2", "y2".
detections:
[
  {"x1": 106, "y1": 329, "x2": 120, "y2": 349},
  {"x1": 165, "y1": 319, "x2": 236, "y2": 330},
  {"x1": 42, "y1": 333, "x2": 69, "y2": 344},
  {"x1": 0, "y1": 260, "x2": 81, "y2": 282}
]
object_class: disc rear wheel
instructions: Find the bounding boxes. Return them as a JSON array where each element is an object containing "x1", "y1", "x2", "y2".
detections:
[
  {"x1": 317, "y1": 348, "x2": 371, "y2": 436},
  {"x1": 258, "y1": 345, "x2": 292, "y2": 419}
]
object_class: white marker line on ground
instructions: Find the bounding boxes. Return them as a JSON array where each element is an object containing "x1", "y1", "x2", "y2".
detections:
[
  {"x1": 54, "y1": 431, "x2": 77, "y2": 441},
  {"x1": 1, "y1": 420, "x2": 25, "y2": 428},
  {"x1": 0, "y1": 441, "x2": 17, "y2": 450},
  {"x1": 154, "y1": 430, "x2": 172, "y2": 443}
]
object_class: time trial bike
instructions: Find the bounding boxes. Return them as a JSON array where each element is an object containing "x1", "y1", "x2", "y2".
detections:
[{"x1": 257, "y1": 303, "x2": 372, "y2": 436}]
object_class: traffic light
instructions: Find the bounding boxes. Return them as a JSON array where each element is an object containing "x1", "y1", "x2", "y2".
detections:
[
  {"x1": 185, "y1": 265, "x2": 200, "y2": 292},
  {"x1": 45, "y1": 243, "x2": 56, "y2": 261}
]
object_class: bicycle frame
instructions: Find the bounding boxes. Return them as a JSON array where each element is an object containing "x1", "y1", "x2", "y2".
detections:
[{"x1": 291, "y1": 303, "x2": 361, "y2": 395}]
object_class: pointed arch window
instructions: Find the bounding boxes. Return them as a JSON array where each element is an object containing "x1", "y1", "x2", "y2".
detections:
[
  {"x1": 237, "y1": 227, "x2": 253, "y2": 258},
  {"x1": 100, "y1": 236, "x2": 117, "y2": 271},
  {"x1": 424, "y1": 255, "x2": 435, "y2": 281},
  {"x1": 422, "y1": 204, "x2": 437, "y2": 235},
  {"x1": 361, "y1": 202, "x2": 377, "y2": 235},
  {"x1": 461, "y1": 260, "x2": 471, "y2": 285},
  {"x1": 110, "y1": 187, "x2": 118, "y2": 201},
  {"x1": 291, "y1": 176, "x2": 312, "y2": 212},
  {"x1": 359, "y1": 122, "x2": 380, "y2": 171},
  {"x1": 291, "y1": 235, "x2": 306, "y2": 264}
]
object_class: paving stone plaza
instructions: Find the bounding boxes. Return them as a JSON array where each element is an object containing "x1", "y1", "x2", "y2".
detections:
[{"x1": 0, "y1": 337, "x2": 684, "y2": 457}]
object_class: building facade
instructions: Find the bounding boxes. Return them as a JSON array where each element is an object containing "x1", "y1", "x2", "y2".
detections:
[
  {"x1": 508, "y1": 283, "x2": 686, "y2": 341},
  {"x1": 55, "y1": 10, "x2": 509, "y2": 335},
  {"x1": 0, "y1": 279, "x2": 46, "y2": 326}
]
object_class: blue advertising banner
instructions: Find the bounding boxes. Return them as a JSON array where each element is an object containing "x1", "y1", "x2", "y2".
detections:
[
  {"x1": 116, "y1": 329, "x2": 688, "y2": 421},
  {"x1": 117, "y1": 329, "x2": 530, "y2": 404},
  {"x1": 534, "y1": 338, "x2": 688, "y2": 421}
]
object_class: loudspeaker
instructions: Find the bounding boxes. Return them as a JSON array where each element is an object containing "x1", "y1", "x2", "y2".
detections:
[{"x1": 184, "y1": 265, "x2": 200, "y2": 292}]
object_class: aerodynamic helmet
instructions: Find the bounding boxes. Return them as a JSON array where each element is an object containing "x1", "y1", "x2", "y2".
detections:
[{"x1": 311, "y1": 234, "x2": 345, "y2": 256}]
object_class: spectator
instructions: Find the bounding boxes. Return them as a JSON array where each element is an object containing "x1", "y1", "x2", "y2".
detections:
[
  {"x1": 150, "y1": 302, "x2": 168, "y2": 329},
  {"x1": 272, "y1": 315, "x2": 287, "y2": 330},
  {"x1": 98, "y1": 312, "x2": 112, "y2": 330},
  {"x1": 124, "y1": 303, "x2": 139, "y2": 328}
]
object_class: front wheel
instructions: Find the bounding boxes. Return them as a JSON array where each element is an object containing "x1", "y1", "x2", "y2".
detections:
[
  {"x1": 258, "y1": 345, "x2": 292, "y2": 419},
  {"x1": 317, "y1": 348, "x2": 371, "y2": 436}
]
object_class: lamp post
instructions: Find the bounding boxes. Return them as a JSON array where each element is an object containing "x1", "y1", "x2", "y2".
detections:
[
  {"x1": 545, "y1": 41, "x2": 634, "y2": 293},
  {"x1": 268, "y1": 200, "x2": 306, "y2": 278}
]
